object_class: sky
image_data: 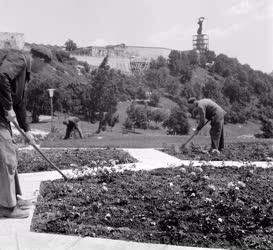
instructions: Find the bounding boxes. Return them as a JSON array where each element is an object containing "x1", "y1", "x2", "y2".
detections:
[{"x1": 0, "y1": 0, "x2": 272, "y2": 73}]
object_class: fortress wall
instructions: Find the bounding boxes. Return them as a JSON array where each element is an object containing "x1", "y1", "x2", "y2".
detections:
[
  {"x1": 125, "y1": 46, "x2": 171, "y2": 59},
  {"x1": 72, "y1": 45, "x2": 173, "y2": 73},
  {"x1": 0, "y1": 32, "x2": 25, "y2": 49}
]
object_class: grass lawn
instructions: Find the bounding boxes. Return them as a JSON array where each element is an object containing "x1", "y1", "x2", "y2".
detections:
[{"x1": 27, "y1": 101, "x2": 268, "y2": 149}]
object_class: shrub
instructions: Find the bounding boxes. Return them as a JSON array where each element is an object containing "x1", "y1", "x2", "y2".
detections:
[
  {"x1": 125, "y1": 103, "x2": 148, "y2": 130},
  {"x1": 54, "y1": 49, "x2": 70, "y2": 62},
  {"x1": 134, "y1": 106, "x2": 148, "y2": 129},
  {"x1": 149, "y1": 92, "x2": 160, "y2": 107},
  {"x1": 123, "y1": 117, "x2": 134, "y2": 130},
  {"x1": 163, "y1": 107, "x2": 190, "y2": 135},
  {"x1": 256, "y1": 115, "x2": 273, "y2": 138},
  {"x1": 151, "y1": 109, "x2": 168, "y2": 125},
  {"x1": 136, "y1": 87, "x2": 147, "y2": 100}
]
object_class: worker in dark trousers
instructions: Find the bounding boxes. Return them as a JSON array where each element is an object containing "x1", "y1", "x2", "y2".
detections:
[
  {"x1": 0, "y1": 45, "x2": 52, "y2": 218},
  {"x1": 63, "y1": 116, "x2": 83, "y2": 139},
  {"x1": 188, "y1": 97, "x2": 226, "y2": 153}
]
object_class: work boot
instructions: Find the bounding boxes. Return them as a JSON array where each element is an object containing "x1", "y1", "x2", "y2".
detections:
[
  {"x1": 211, "y1": 149, "x2": 220, "y2": 155},
  {"x1": 17, "y1": 195, "x2": 36, "y2": 210},
  {"x1": 0, "y1": 206, "x2": 30, "y2": 219}
]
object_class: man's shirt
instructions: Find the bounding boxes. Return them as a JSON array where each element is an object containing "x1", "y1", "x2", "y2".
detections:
[
  {"x1": 195, "y1": 98, "x2": 226, "y2": 131},
  {"x1": 0, "y1": 51, "x2": 31, "y2": 132}
]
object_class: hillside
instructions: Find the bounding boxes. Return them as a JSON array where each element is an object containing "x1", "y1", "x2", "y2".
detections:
[{"x1": 20, "y1": 44, "x2": 273, "y2": 140}]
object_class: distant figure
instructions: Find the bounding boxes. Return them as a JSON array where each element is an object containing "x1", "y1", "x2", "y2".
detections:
[
  {"x1": 63, "y1": 116, "x2": 83, "y2": 139},
  {"x1": 197, "y1": 17, "x2": 205, "y2": 35},
  {"x1": 188, "y1": 97, "x2": 226, "y2": 153}
]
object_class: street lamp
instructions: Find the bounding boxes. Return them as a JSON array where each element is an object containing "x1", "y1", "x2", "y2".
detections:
[{"x1": 48, "y1": 89, "x2": 55, "y2": 132}]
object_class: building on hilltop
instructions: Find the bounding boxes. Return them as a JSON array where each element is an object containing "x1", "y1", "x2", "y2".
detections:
[
  {"x1": 71, "y1": 44, "x2": 172, "y2": 74},
  {"x1": 0, "y1": 32, "x2": 25, "y2": 50}
]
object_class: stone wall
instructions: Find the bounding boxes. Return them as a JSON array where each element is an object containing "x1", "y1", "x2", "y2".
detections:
[
  {"x1": 73, "y1": 44, "x2": 172, "y2": 59},
  {"x1": 72, "y1": 44, "x2": 172, "y2": 73},
  {"x1": 0, "y1": 32, "x2": 25, "y2": 50}
]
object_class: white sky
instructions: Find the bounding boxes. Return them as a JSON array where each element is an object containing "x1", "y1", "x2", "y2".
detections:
[{"x1": 0, "y1": 0, "x2": 272, "y2": 73}]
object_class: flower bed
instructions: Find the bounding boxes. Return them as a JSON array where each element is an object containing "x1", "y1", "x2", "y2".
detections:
[
  {"x1": 31, "y1": 164, "x2": 273, "y2": 249},
  {"x1": 163, "y1": 142, "x2": 273, "y2": 161},
  {"x1": 18, "y1": 148, "x2": 136, "y2": 173}
]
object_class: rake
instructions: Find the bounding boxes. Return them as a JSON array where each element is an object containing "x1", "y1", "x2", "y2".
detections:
[
  {"x1": 12, "y1": 121, "x2": 68, "y2": 181},
  {"x1": 181, "y1": 120, "x2": 210, "y2": 149}
]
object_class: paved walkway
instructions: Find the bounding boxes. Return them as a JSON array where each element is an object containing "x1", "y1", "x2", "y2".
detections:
[{"x1": 3, "y1": 147, "x2": 271, "y2": 250}]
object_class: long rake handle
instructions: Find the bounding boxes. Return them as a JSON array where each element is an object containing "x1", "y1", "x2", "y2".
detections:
[
  {"x1": 181, "y1": 133, "x2": 196, "y2": 148},
  {"x1": 181, "y1": 120, "x2": 210, "y2": 148},
  {"x1": 12, "y1": 121, "x2": 68, "y2": 181}
]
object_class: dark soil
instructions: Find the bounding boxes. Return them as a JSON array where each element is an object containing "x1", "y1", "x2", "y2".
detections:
[
  {"x1": 163, "y1": 142, "x2": 273, "y2": 161},
  {"x1": 32, "y1": 165, "x2": 273, "y2": 249},
  {"x1": 18, "y1": 148, "x2": 136, "y2": 173}
]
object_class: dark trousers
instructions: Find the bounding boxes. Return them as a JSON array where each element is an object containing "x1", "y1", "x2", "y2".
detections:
[
  {"x1": 0, "y1": 126, "x2": 21, "y2": 208},
  {"x1": 64, "y1": 124, "x2": 83, "y2": 139},
  {"x1": 210, "y1": 115, "x2": 224, "y2": 151}
]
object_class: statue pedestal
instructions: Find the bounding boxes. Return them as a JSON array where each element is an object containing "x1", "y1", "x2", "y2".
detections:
[{"x1": 192, "y1": 34, "x2": 209, "y2": 52}]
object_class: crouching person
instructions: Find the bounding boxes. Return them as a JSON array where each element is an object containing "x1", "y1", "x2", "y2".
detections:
[{"x1": 63, "y1": 116, "x2": 83, "y2": 139}]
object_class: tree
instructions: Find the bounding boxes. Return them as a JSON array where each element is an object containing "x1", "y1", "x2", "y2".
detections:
[
  {"x1": 223, "y1": 77, "x2": 241, "y2": 104},
  {"x1": 168, "y1": 50, "x2": 181, "y2": 76},
  {"x1": 64, "y1": 39, "x2": 77, "y2": 51},
  {"x1": 144, "y1": 67, "x2": 169, "y2": 89},
  {"x1": 150, "y1": 56, "x2": 168, "y2": 70},
  {"x1": 202, "y1": 78, "x2": 223, "y2": 103},
  {"x1": 163, "y1": 106, "x2": 190, "y2": 135},
  {"x1": 165, "y1": 78, "x2": 180, "y2": 96},
  {"x1": 26, "y1": 75, "x2": 51, "y2": 122},
  {"x1": 87, "y1": 56, "x2": 118, "y2": 132},
  {"x1": 223, "y1": 77, "x2": 250, "y2": 104},
  {"x1": 187, "y1": 50, "x2": 199, "y2": 65}
]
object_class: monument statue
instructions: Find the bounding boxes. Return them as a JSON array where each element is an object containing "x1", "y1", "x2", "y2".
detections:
[{"x1": 197, "y1": 17, "x2": 205, "y2": 35}]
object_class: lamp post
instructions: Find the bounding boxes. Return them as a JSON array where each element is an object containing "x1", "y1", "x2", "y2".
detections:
[{"x1": 48, "y1": 89, "x2": 55, "y2": 132}]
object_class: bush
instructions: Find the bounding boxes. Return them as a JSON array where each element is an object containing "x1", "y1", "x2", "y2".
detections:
[
  {"x1": 125, "y1": 103, "x2": 148, "y2": 130},
  {"x1": 163, "y1": 107, "x2": 190, "y2": 135},
  {"x1": 136, "y1": 87, "x2": 147, "y2": 100},
  {"x1": 54, "y1": 49, "x2": 70, "y2": 62},
  {"x1": 149, "y1": 92, "x2": 160, "y2": 107},
  {"x1": 134, "y1": 106, "x2": 148, "y2": 129},
  {"x1": 151, "y1": 109, "x2": 168, "y2": 125},
  {"x1": 256, "y1": 116, "x2": 273, "y2": 138},
  {"x1": 123, "y1": 117, "x2": 134, "y2": 130}
]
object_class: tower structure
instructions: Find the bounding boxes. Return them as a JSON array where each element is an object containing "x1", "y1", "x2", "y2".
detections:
[{"x1": 192, "y1": 17, "x2": 209, "y2": 53}]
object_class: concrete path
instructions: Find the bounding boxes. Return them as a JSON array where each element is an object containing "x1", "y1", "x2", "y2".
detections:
[
  {"x1": 3, "y1": 147, "x2": 269, "y2": 250},
  {"x1": 123, "y1": 148, "x2": 273, "y2": 169}
]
